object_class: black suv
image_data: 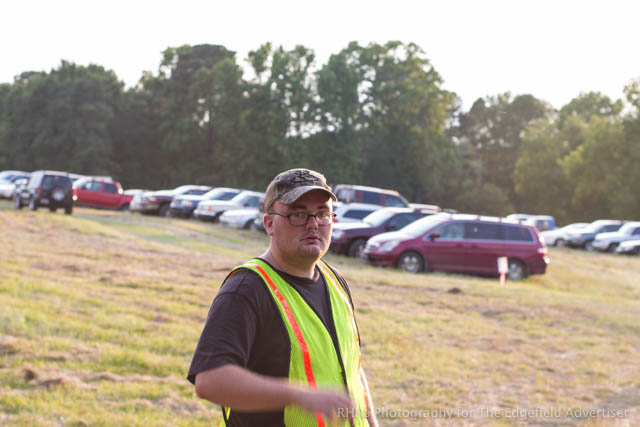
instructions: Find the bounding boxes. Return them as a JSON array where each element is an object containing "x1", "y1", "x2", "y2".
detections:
[{"x1": 14, "y1": 170, "x2": 74, "y2": 214}]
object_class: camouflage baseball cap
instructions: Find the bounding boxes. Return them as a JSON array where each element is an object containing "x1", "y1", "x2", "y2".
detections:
[{"x1": 264, "y1": 168, "x2": 336, "y2": 211}]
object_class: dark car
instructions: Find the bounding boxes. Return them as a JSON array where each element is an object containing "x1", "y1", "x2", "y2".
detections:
[
  {"x1": 364, "y1": 213, "x2": 549, "y2": 279},
  {"x1": 130, "y1": 185, "x2": 212, "y2": 217},
  {"x1": 330, "y1": 207, "x2": 436, "y2": 257},
  {"x1": 72, "y1": 177, "x2": 133, "y2": 210},
  {"x1": 14, "y1": 170, "x2": 74, "y2": 214},
  {"x1": 169, "y1": 187, "x2": 241, "y2": 218},
  {"x1": 565, "y1": 220, "x2": 624, "y2": 251}
]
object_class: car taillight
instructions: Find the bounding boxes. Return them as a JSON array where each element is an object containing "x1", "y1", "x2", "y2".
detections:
[
  {"x1": 538, "y1": 247, "x2": 548, "y2": 257},
  {"x1": 36, "y1": 188, "x2": 41, "y2": 195}
]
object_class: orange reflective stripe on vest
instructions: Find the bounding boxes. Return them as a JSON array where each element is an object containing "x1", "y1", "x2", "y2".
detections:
[{"x1": 247, "y1": 262, "x2": 326, "y2": 427}]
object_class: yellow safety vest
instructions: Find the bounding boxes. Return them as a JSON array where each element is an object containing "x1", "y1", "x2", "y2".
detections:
[{"x1": 221, "y1": 258, "x2": 368, "y2": 427}]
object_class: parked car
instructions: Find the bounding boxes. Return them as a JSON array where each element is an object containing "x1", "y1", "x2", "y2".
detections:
[
  {"x1": 72, "y1": 177, "x2": 133, "y2": 210},
  {"x1": 14, "y1": 170, "x2": 74, "y2": 214},
  {"x1": 364, "y1": 213, "x2": 549, "y2": 279},
  {"x1": 130, "y1": 185, "x2": 212, "y2": 217},
  {"x1": 333, "y1": 202, "x2": 381, "y2": 223},
  {"x1": 506, "y1": 213, "x2": 556, "y2": 231},
  {"x1": 0, "y1": 171, "x2": 31, "y2": 199},
  {"x1": 615, "y1": 240, "x2": 640, "y2": 255},
  {"x1": 540, "y1": 223, "x2": 588, "y2": 247},
  {"x1": 566, "y1": 220, "x2": 624, "y2": 251},
  {"x1": 219, "y1": 208, "x2": 260, "y2": 229},
  {"x1": 330, "y1": 207, "x2": 436, "y2": 258},
  {"x1": 524, "y1": 215, "x2": 556, "y2": 231},
  {"x1": 193, "y1": 190, "x2": 263, "y2": 222},
  {"x1": 592, "y1": 221, "x2": 640, "y2": 252},
  {"x1": 333, "y1": 184, "x2": 410, "y2": 207},
  {"x1": 170, "y1": 187, "x2": 241, "y2": 218}
]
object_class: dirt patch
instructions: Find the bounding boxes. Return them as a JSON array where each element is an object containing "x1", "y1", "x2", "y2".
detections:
[
  {"x1": 0, "y1": 335, "x2": 20, "y2": 356},
  {"x1": 154, "y1": 393, "x2": 211, "y2": 416}
]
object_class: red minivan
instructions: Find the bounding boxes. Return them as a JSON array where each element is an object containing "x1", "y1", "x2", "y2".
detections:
[{"x1": 364, "y1": 213, "x2": 549, "y2": 279}]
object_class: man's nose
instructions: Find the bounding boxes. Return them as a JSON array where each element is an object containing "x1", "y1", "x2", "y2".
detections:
[{"x1": 305, "y1": 214, "x2": 319, "y2": 229}]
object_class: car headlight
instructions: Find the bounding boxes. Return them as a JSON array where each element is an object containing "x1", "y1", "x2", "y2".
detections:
[
  {"x1": 378, "y1": 241, "x2": 400, "y2": 252},
  {"x1": 332, "y1": 230, "x2": 345, "y2": 240}
]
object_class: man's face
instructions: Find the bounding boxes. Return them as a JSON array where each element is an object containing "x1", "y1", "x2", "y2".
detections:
[{"x1": 265, "y1": 190, "x2": 333, "y2": 262}]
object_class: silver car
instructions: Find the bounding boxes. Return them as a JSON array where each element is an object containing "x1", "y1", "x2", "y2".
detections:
[
  {"x1": 540, "y1": 223, "x2": 588, "y2": 247},
  {"x1": 592, "y1": 222, "x2": 640, "y2": 252}
]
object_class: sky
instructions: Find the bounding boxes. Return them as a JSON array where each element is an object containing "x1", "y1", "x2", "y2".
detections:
[{"x1": 2, "y1": 0, "x2": 639, "y2": 110}]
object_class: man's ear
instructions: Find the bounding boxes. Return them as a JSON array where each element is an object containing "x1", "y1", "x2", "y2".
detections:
[{"x1": 263, "y1": 214, "x2": 275, "y2": 236}]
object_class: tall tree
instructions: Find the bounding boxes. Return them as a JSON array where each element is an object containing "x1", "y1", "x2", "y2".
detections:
[{"x1": 457, "y1": 93, "x2": 550, "y2": 207}]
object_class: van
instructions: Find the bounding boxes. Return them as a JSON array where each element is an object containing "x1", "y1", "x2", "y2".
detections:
[{"x1": 364, "y1": 213, "x2": 549, "y2": 279}]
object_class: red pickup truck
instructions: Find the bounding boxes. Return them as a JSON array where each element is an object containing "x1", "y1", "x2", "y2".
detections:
[{"x1": 72, "y1": 177, "x2": 133, "y2": 210}]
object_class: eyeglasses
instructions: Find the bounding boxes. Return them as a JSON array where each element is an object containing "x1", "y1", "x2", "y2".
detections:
[{"x1": 269, "y1": 211, "x2": 336, "y2": 226}]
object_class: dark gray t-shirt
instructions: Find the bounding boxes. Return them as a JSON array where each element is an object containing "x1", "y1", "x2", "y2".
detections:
[{"x1": 187, "y1": 259, "x2": 356, "y2": 427}]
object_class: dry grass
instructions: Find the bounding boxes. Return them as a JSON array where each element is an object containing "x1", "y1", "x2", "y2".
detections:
[{"x1": 1, "y1": 200, "x2": 639, "y2": 426}]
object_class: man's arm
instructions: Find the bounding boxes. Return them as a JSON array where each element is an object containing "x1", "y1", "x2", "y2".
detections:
[
  {"x1": 360, "y1": 368, "x2": 378, "y2": 427},
  {"x1": 195, "y1": 364, "x2": 355, "y2": 420}
]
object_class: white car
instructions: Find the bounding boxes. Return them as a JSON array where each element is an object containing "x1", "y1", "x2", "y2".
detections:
[
  {"x1": 540, "y1": 223, "x2": 588, "y2": 247},
  {"x1": 0, "y1": 171, "x2": 30, "y2": 199},
  {"x1": 616, "y1": 239, "x2": 640, "y2": 255},
  {"x1": 219, "y1": 208, "x2": 260, "y2": 229},
  {"x1": 333, "y1": 202, "x2": 381, "y2": 223},
  {"x1": 592, "y1": 222, "x2": 640, "y2": 252},
  {"x1": 194, "y1": 190, "x2": 263, "y2": 222}
]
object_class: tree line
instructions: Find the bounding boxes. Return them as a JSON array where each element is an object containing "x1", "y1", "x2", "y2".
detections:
[{"x1": 0, "y1": 42, "x2": 638, "y2": 224}]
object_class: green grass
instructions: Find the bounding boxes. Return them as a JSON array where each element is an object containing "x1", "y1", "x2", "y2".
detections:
[{"x1": 1, "y1": 200, "x2": 639, "y2": 426}]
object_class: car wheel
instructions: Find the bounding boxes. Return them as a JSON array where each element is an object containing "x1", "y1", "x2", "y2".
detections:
[
  {"x1": 28, "y1": 198, "x2": 38, "y2": 211},
  {"x1": 555, "y1": 238, "x2": 566, "y2": 247},
  {"x1": 65, "y1": 205, "x2": 73, "y2": 215},
  {"x1": 347, "y1": 238, "x2": 367, "y2": 258},
  {"x1": 607, "y1": 243, "x2": 618, "y2": 253},
  {"x1": 158, "y1": 204, "x2": 171, "y2": 217},
  {"x1": 49, "y1": 206, "x2": 56, "y2": 213},
  {"x1": 13, "y1": 195, "x2": 22, "y2": 209},
  {"x1": 397, "y1": 251, "x2": 424, "y2": 274},
  {"x1": 119, "y1": 203, "x2": 131, "y2": 213},
  {"x1": 584, "y1": 240, "x2": 595, "y2": 252},
  {"x1": 243, "y1": 219, "x2": 254, "y2": 230},
  {"x1": 507, "y1": 259, "x2": 527, "y2": 280}
]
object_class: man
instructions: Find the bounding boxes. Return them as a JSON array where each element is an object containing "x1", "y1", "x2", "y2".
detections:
[{"x1": 188, "y1": 168, "x2": 378, "y2": 427}]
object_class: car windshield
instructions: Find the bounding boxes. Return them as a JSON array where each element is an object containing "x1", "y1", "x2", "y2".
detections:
[
  {"x1": 400, "y1": 213, "x2": 450, "y2": 238},
  {"x1": 584, "y1": 222, "x2": 612, "y2": 233},
  {"x1": 619, "y1": 223, "x2": 640, "y2": 235},
  {"x1": 363, "y1": 209, "x2": 396, "y2": 226},
  {"x1": 204, "y1": 189, "x2": 239, "y2": 201}
]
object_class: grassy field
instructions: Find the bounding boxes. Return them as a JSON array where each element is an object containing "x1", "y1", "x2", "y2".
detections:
[{"x1": 1, "y1": 199, "x2": 639, "y2": 426}]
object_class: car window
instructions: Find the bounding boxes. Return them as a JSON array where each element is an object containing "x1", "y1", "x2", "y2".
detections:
[
  {"x1": 435, "y1": 222, "x2": 465, "y2": 240},
  {"x1": 42, "y1": 175, "x2": 71, "y2": 190},
  {"x1": 335, "y1": 188, "x2": 354, "y2": 203},
  {"x1": 187, "y1": 189, "x2": 209, "y2": 196},
  {"x1": 402, "y1": 214, "x2": 449, "y2": 238},
  {"x1": 388, "y1": 213, "x2": 417, "y2": 230},
  {"x1": 362, "y1": 191, "x2": 380, "y2": 205},
  {"x1": 384, "y1": 195, "x2": 407, "y2": 207},
  {"x1": 103, "y1": 183, "x2": 117, "y2": 194},
  {"x1": 504, "y1": 225, "x2": 534, "y2": 242},
  {"x1": 465, "y1": 222, "x2": 501, "y2": 240},
  {"x1": 85, "y1": 182, "x2": 101, "y2": 192},
  {"x1": 633, "y1": 227, "x2": 640, "y2": 236},
  {"x1": 343, "y1": 209, "x2": 374, "y2": 220},
  {"x1": 363, "y1": 209, "x2": 396, "y2": 226},
  {"x1": 603, "y1": 224, "x2": 621, "y2": 232},
  {"x1": 247, "y1": 196, "x2": 260, "y2": 207}
]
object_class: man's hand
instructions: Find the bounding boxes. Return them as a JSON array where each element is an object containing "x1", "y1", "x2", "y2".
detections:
[{"x1": 291, "y1": 388, "x2": 356, "y2": 421}]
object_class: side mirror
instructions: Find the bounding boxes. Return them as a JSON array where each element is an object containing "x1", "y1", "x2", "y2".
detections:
[{"x1": 429, "y1": 232, "x2": 441, "y2": 241}]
